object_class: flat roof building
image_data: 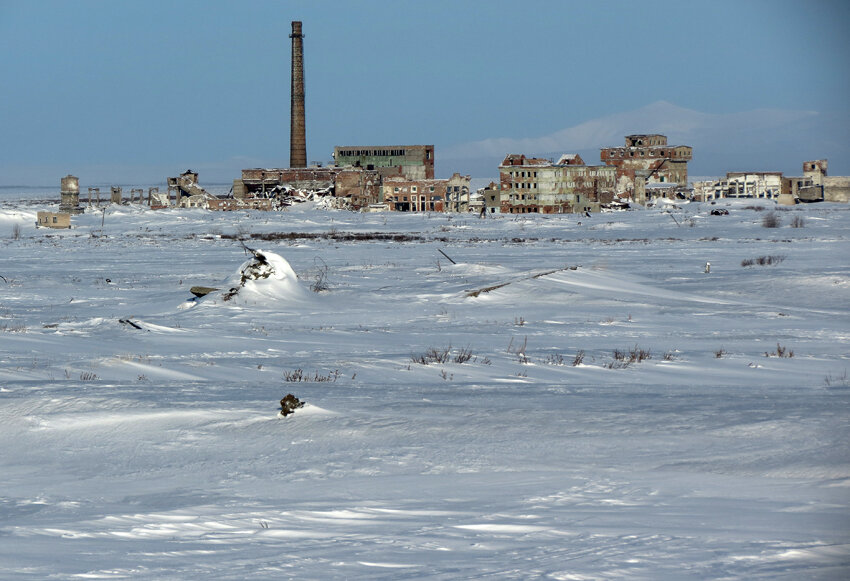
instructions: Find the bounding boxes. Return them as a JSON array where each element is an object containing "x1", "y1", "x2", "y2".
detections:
[{"x1": 333, "y1": 145, "x2": 434, "y2": 180}]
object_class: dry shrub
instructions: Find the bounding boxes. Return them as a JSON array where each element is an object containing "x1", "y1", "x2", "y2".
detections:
[
  {"x1": 761, "y1": 211, "x2": 781, "y2": 228},
  {"x1": 741, "y1": 255, "x2": 785, "y2": 267}
]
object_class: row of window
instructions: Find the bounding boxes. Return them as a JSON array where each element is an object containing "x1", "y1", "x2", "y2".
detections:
[
  {"x1": 392, "y1": 195, "x2": 443, "y2": 202},
  {"x1": 390, "y1": 185, "x2": 466, "y2": 194},
  {"x1": 509, "y1": 180, "x2": 614, "y2": 191},
  {"x1": 339, "y1": 149, "x2": 407, "y2": 157},
  {"x1": 607, "y1": 149, "x2": 685, "y2": 158},
  {"x1": 508, "y1": 169, "x2": 611, "y2": 178}
]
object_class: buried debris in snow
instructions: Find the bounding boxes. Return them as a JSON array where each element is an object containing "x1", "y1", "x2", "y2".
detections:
[
  {"x1": 119, "y1": 318, "x2": 144, "y2": 330},
  {"x1": 192, "y1": 245, "x2": 310, "y2": 305},
  {"x1": 465, "y1": 266, "x2": 577, "y2": 298},
  {"x1": 190, "y1": 286, "x2": 219, "y2": 298},
  {"x1": 279, "y1": 394, "x2": 305, "y2": 417}
]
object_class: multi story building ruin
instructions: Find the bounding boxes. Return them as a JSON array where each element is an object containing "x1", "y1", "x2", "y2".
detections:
[
  {"x1": 498, "y1": 154, "x2": 617, "y2": 214},
  {"x1": 600, "y1": 134, "x2": 692, "y2": 201},
  {"x1": 333, "y1": 145, "x2": 435, "y2": 180}
]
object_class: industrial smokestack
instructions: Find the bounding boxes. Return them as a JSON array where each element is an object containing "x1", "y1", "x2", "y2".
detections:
[{"x1": 289, "y1": 21, "x2": 307, "y2": 168}]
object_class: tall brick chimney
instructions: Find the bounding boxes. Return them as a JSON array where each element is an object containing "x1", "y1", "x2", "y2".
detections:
[{"x1": 289, "y1": 21, "x2": 307, "y2": 168}]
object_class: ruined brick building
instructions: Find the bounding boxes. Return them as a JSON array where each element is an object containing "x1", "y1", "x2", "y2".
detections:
[
  {"x1": 234, "y1": 166, "x2": 382, "y2": 210},
  {"x1": 600, "y1": 134, "x2": 692, "y2": 202},
  {"x1": 234, "y1": 146, "x2": 440, "y2": 211}
]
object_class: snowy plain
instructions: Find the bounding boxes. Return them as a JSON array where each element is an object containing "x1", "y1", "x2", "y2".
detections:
[{"x1": 1, "y1": 193, "x2": 849, "y2": 579}]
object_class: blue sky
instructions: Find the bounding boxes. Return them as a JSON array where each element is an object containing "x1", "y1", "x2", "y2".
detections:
[{"x1": 1, "y1": 0, "x2": 848, "y2": 184}]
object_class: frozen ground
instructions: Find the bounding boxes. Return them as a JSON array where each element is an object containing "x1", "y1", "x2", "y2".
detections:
[{"x1": 1, "y1": 196, "x2": 849, "y2": 579}]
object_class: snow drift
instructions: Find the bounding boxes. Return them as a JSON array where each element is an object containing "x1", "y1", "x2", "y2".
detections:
[{"x1": 211, "y1": 248, "x2": 312, "y2": 306}]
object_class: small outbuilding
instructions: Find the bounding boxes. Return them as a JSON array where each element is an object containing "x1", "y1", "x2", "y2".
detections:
[{"x1": 36, "y1": 211, "x2": 71, "y2": 229}]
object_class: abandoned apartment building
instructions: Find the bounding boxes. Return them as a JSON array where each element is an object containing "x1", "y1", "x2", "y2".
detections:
[
  {"x1": 498, "y1": 154, "x2": 617, "y2": 214},
  {"x1": 494, "y1": 135, "x2": 692, "y2": 214}
]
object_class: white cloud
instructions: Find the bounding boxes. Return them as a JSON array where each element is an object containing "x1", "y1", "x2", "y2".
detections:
[{"x1": 438, "y1": 101, "x2": 850, "y2": 177}]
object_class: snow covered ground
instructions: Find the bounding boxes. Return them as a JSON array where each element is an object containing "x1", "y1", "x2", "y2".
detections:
[{"x1": 1, "y1": 196, "x2": 848, "y2": 579}]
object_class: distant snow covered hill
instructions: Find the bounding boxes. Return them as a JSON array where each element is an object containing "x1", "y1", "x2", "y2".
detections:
[
  {"x1": 1, "y1": 200, "x2": 849, "y2": 579},
  {"x1": 440, "y1": 101, "x2": 850, "y2": 178}
]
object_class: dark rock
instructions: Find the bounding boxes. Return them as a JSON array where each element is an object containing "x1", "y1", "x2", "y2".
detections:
[{"x1": 279, "y1": 394, "x2": 305, "y2": 417}]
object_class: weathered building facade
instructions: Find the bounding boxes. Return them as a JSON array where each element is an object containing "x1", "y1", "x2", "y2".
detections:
[
  {"x1": 480, "y1": 182, "x2": 503, "y2": 214},
  {"x1": 382, "y1": 177, "x2": 446, "y2": 212},
  {"x1": 600, "y1": 134, "x2": 692, "y2": 201},
  {"x1": 333, "y1": 145, "x2": 435, "y2": 180},
  {"x1": 380, "y1": 173, "x2": 470, "y2": 212},
  {"x1": 804, "y1": 159, "x2": 850, "y2": 203},
  {"x1": 59, "y1": 175, "x2": 84, "y2": 214},
  {"x1": 36, "y1": 211, "x2": 71, "y2": 229},
  {"x1": 498, "y1": 154, "x2": 616, "y2": 214},
  {"x1": 445, "y1": 173, "x2": 472, "y2": 212}
]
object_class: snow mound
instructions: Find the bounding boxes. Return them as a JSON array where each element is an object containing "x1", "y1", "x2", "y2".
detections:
[{"x1": 214, "y1": 248, "x2": 312, "y2": 306}]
